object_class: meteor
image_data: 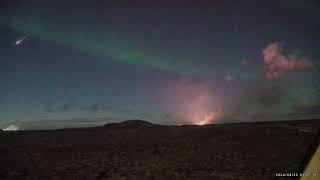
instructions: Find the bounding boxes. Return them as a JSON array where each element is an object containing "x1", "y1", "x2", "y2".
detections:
[{"x1": 15, "y1": 35, "x2": 28, "y2": 46}]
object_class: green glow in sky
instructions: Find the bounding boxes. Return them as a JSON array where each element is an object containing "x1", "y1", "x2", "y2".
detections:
[{"x1": 5, "y1": 14, "x2": 253, "y2": 79}]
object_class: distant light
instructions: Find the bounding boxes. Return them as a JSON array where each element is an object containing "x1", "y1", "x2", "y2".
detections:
[{"x1": 3, "y1": 125, "x2": 20, "y2": 131}]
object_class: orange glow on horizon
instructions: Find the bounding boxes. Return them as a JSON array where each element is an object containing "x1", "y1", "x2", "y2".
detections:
[
  {"x1": 165, "y1": 77, "x2": 224, "y2": 125},
  {"x1": 195, "y1": 111, "x2": 218, "y2": 126},
  {"x1": 197, "y1": 120, "x2": 206, "y2": 126}
]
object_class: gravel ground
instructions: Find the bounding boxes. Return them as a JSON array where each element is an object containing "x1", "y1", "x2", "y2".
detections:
[{"x1": 0, "y1": 119, "x2": 319, "y2": 180}]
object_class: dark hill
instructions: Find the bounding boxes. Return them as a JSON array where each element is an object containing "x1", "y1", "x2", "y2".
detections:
[{"x1": 103, "y1": 119, "x2": 160, "y2": 128}]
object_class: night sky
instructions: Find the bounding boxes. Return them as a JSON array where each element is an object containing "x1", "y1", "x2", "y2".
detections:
[{"x1": 0, "y1": 0, "x2": 319, "y2": 129}]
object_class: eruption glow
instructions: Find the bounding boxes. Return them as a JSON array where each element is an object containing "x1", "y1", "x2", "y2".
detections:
[
  {"x1": 165, "y1": 77, "x2": 224, "y2": 125},
  {"x1": 197, "y1": 112, "x2": 217, "y2": 126}
]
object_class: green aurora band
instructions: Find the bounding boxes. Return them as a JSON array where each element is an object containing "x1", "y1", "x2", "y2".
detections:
[{"x1": 3, "y1": 12, "x2": 253, "y2": 79}]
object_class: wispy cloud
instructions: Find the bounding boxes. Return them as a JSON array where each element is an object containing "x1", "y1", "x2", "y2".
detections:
[
  {"x1": 44, "y1": 102, "x2": 74, "y2": 113},
  {"x1": 57, "y1": 104, "x2": 74, "y2": 112},
  {"x1": 80, "y1": 104, "x2": 112, "y2": 112}
]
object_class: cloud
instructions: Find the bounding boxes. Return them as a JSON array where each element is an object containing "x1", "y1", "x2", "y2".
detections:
[
  {"x1": 44, "y1": 102, "x2": 74, "y2": 113},
  {"x1": 262, "y1": 42, "x2": 313, "y2": 79},
  {"x1": 80, "y1": 104, "x2": 112, "y2": 112},
  {"x1": 207, "y1": 42, "x2": 319, "y2": 122},
  {"x1": 57, "y1": 104, "x2": 74, "y2": 112},
  {"x1": 44, "y1": 102, "x2": 112, "y2": 113}
]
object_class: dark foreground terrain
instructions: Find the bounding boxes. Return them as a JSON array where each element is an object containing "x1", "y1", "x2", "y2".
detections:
[{"x1": 0, "y1": 119, "x2": 319, "y2": 180}]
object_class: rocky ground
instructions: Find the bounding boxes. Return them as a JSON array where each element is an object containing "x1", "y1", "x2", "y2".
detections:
[{"x1": 0, "y1": 119, "x2": 319, "y2": 180}]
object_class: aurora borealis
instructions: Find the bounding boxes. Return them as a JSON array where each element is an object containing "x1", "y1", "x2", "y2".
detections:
[{"x1": 0, "y1": 0, "x2": 319, "y2": 129}]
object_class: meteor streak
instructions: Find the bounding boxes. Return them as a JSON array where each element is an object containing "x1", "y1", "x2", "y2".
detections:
[{"x1": 15, "y1": 35, "x2": 27, "y2": 46}]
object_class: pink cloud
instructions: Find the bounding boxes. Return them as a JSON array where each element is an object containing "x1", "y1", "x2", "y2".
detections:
[{"x1": 262, "y1": 42, "x2": 313, "y2": 79}]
